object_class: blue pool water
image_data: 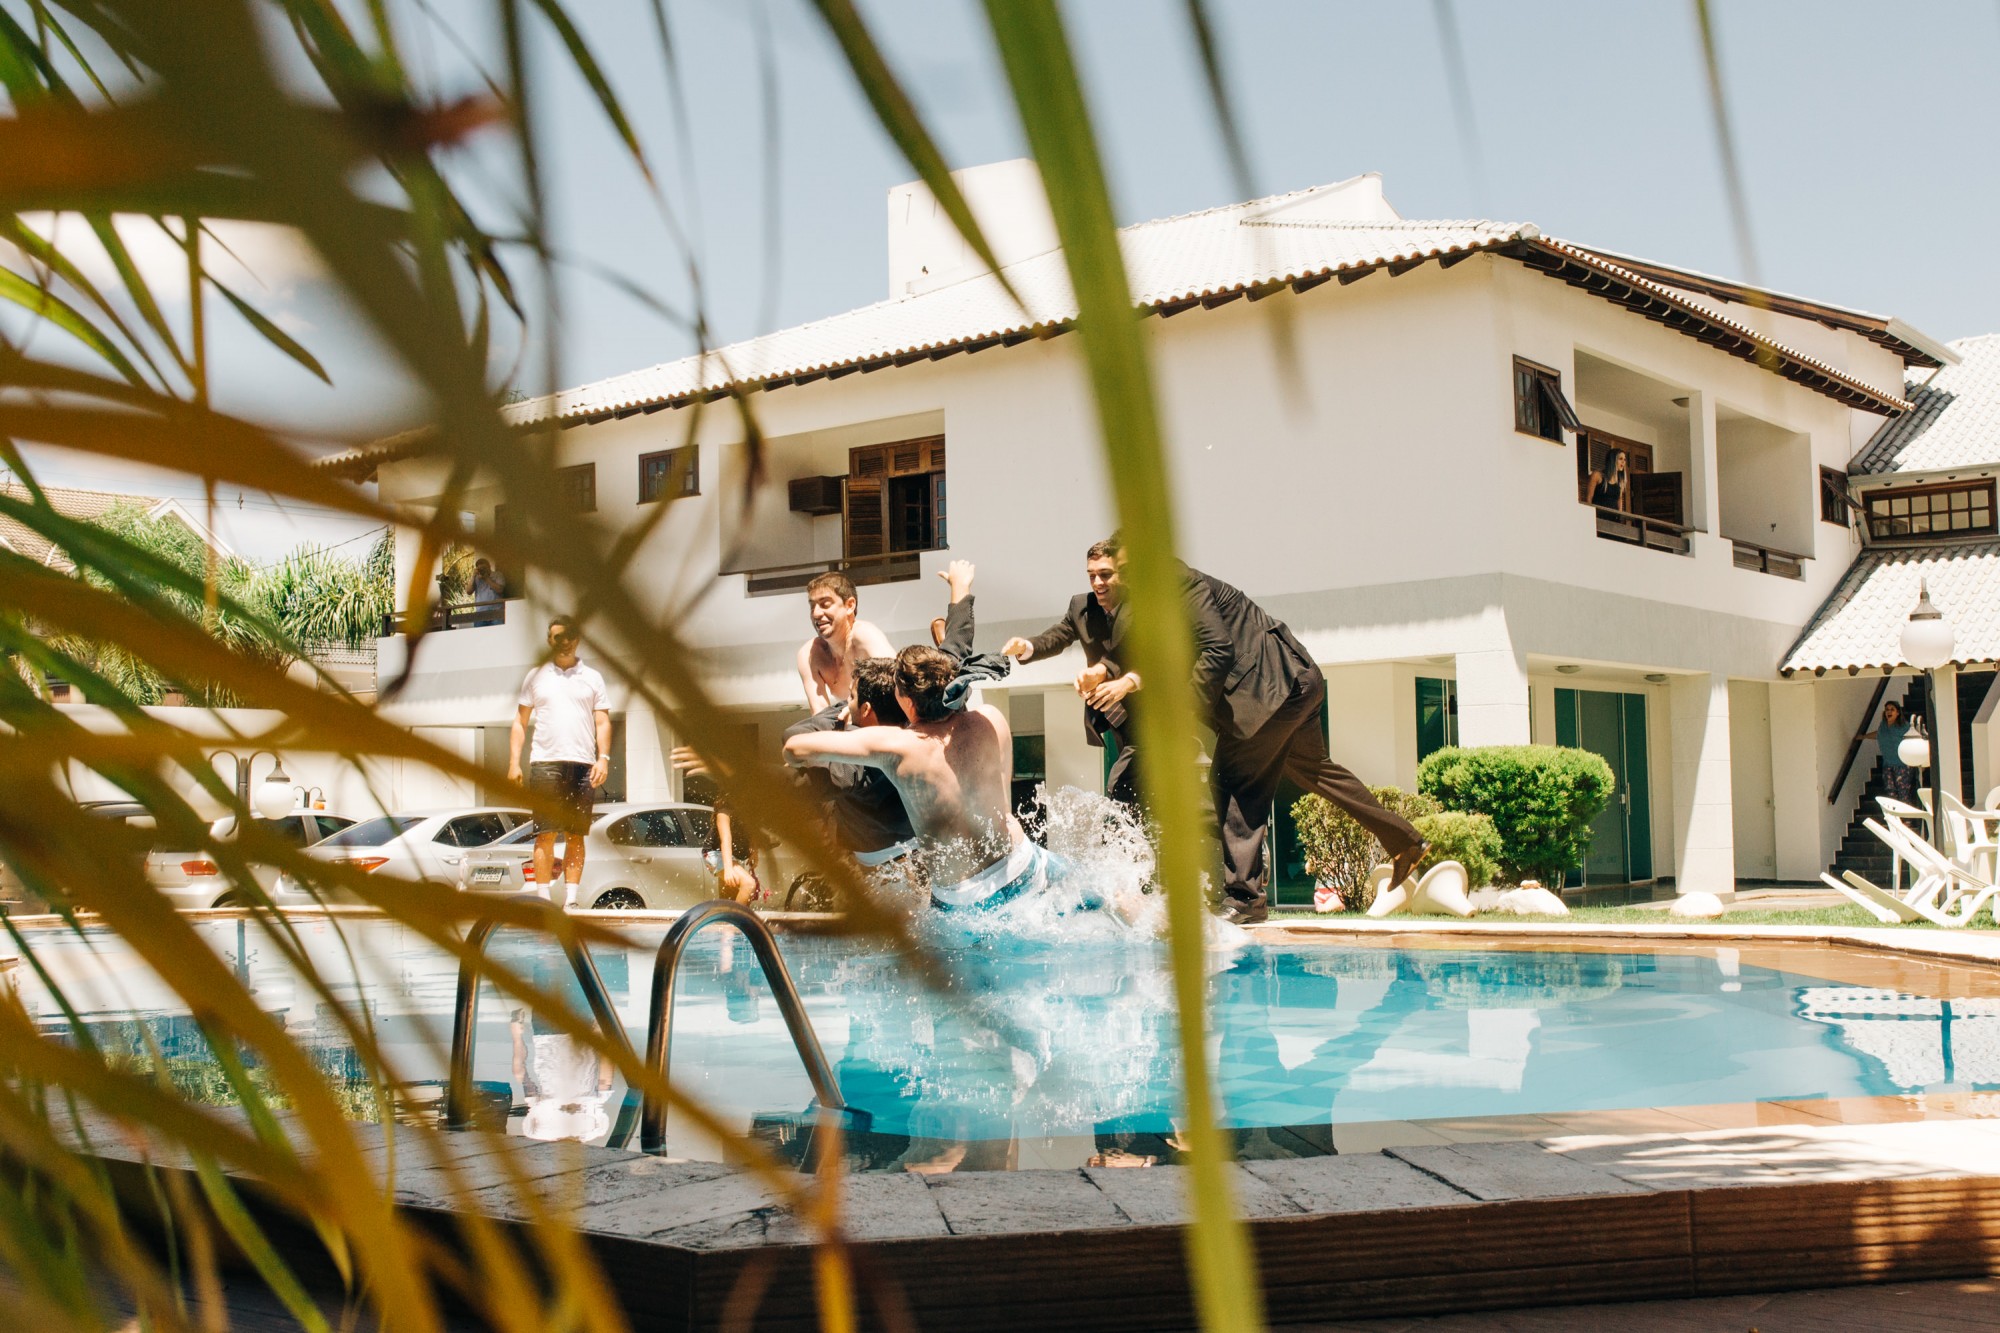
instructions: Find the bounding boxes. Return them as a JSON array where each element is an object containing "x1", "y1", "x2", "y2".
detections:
[{"x1": 21, "y1": 919, "x2": 2000, "y2": 1167}]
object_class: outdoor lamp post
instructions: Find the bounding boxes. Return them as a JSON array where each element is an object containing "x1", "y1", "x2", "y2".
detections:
[
  {"x1": 1900, "y1": 579, "x2": 1956, "y2": 849},
  {"x1": 213, "y1": 749, "x2": 297, "y2": 820}
]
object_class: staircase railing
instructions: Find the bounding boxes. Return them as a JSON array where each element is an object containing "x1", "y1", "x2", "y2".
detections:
[{"x1": 1828, "y1": 676, "x2": 1894, "y2": 806}]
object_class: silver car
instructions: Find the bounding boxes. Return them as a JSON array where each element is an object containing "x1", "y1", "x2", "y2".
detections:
[
  {"x1": 272, "y1": 807, "x2": 529, "y2": 905},
  {"x1": 145, "y1": 811, "x2": 357, "y2": 910},
  {"x1": 458, "y1": 802, "x2": 716, "y2": 910}
]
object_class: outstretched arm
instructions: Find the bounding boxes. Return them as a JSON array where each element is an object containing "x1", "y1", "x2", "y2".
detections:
[{"x1": 783, "y1": 724, "x2": 913, "y2": 772}]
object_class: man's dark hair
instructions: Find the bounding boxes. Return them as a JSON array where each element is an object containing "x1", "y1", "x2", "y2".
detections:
[
  {"x1": 1087, "y1": 534, "x2": 1123, "y2": 561},
  {"x1": 548, "y1": 614, "x2": 579, "y2": 638},
  {"x1": 852, "y1": 658, "x2": 906, "y2": 726},
  {"x1": 894, "y1": 644, "x2": 957, "y2": 723},
  {"x1": 805, "y1": 571, "x2": 857, "y2": 603}
]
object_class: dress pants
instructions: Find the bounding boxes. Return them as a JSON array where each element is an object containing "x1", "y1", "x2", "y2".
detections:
[
  {"x1": 1103, "y1": 728, "x2": 1142, "y2": 811},
  {"x1": 1211, "y1": 665, "x2": 1423, "y2": 912}
]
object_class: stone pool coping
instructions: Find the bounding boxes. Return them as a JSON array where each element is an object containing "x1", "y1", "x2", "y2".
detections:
[{"x1": 57, "y1": 1108, "x2": 2000, "y2": 1331}]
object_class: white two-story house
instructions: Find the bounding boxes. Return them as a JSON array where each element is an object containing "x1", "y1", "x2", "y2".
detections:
[{"x1": 329, "y1": 164, "x2": 1965, "y2": 901}]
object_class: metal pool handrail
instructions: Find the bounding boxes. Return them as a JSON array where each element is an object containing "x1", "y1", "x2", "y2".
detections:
[
  {"x1": 640, "y1": 899, "x2": 848, "y2": 1155},
  {"x1": 445, "y1": 914, "x2": 638, "y2": 1131}
]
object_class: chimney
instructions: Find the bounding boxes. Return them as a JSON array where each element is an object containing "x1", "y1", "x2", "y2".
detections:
[{"x1": 886, "y1": 159, "x2": 1058, "y2": 299}]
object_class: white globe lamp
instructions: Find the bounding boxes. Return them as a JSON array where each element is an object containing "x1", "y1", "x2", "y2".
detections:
[
  {"x1": 1898, "y1": 579, "x2": 1955, "y2": 845},
  {"x1": 254, "y1": 759, "x2": 297, "y2": 819},
  {"x1": 1900, "y1": 580, "x2": 1956, "y2": 671}
]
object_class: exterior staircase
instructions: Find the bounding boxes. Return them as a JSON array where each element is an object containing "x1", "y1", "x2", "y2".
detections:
[{"x1": 1829, "y1": 672, "x2": 1995, "y2": 887}]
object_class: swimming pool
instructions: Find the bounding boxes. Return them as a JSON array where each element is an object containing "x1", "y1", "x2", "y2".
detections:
[{"x1": 18, "y1": 918, "x2": 2000, "y2": 1170}]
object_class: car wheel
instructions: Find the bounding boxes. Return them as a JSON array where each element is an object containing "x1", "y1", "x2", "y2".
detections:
[
  {"x1": 592, "y1": 889, "x2": 645, "y2": 911},
  {"x1": 214, "y1": 892, "x2": 249, "y2": 909}
]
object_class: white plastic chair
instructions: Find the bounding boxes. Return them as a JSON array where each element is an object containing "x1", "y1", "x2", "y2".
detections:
[
  {"x1": 1875, "y1": 795, "x2": 1932, "y2": 892},
  {"x1": 1868, "y1": 818, "x2": 2000, "y2": 926},
  {"x1": 1941, "y1": 790, "x2": 2000, "y2": 883}
]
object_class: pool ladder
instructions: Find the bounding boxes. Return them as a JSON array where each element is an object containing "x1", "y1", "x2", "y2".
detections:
[{"x1": 446, "y1": 899, "x2": 853, "y2": 1154}]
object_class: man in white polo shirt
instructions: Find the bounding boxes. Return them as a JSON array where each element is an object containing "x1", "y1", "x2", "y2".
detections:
[{"x1": 507, "y1": 615, "x2": 612, "y2": 907}]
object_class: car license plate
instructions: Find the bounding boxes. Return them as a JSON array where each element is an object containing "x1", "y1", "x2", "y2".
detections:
[{"x1": 470, "y1": 865, "x2": 506, "y2": 885}]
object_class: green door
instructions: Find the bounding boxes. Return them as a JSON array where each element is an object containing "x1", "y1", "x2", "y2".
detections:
[{"x1": 1554, "y1": 688, "x2": 1653, "y2": 884}]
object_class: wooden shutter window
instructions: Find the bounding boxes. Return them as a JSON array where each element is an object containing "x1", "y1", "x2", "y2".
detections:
[
  {"x1": 891, "y1": 441, "x2": 924, "y2": 474},
  {"x1": 844, "y1": 476, "x2": 885, "y2": 557},
  {"x1": 852, "y1": 445, "x2": 888, "y2": 478}
]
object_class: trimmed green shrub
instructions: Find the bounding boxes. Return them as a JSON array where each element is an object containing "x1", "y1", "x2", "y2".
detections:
[
  {"x1": 1412, "y1": 810, "x2": 1502, "y2": 889},
  {"x1": 1292, "y1": 785, "x2": 1439, "y2": 908},
  {"x1": 1416, "y1": 745, "x2": 1615, "y2": 883}
]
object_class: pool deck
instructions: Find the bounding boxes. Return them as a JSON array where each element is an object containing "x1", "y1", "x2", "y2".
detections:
[{"x1": 58, "y1": 1099, "x2": 2000, "y2": 1331}]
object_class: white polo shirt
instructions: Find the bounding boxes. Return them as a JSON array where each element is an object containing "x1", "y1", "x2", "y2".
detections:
[{"x1": 518, "y1": 660, "x2": 610, "y2": 765}]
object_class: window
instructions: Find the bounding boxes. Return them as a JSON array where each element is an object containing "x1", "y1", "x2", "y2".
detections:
[
  {"x1": 319, "y1": 815, "x2": 421, "y2": 848},
  {"x1": 1513, "y1": 357, "x2": 1579, "y2": 442},
  {"x1": 844, "y1": 437, "x2": 946, "y2": 558},
  {"x1": 1820, "y1": 467, "x2": 1851, "y2": 526},
  {"x1": 607, "y1": 810, "x2": 687, "y2": 846},
  {"x1": 1864, "y1": 480, "x2": 1997, "y2": 542},
  {"x1": 556, "y1": 462, "x2": 597, "y2": 514},
  {"x1": 313, "y1": 815, "x2": 354, "y2": 843},
  {"x1": 437, "y1": 813, "x2": 511, "y2": 847},
  {"x1": 1011, "y1": 733, "x2": 1046, "y2": 822},
  {"x1": 638, "y1": 445, "x2": 699, "y2": 503},
  {"x1": 1416, "y1": 677, "x2": 1458, "y2": 761}
]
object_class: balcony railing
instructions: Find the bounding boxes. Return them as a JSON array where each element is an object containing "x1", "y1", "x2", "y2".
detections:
[
  {"x1": 1593, "y1": 506, "x2": 1692, "y2": 555},
  {"x1": 380, "y1": 599, "x2": 511, "y2": 636},
  {"x1": 1731, "y1": 538, "x2": 1807, "y2": 580},
  {"x1": 741, "y1": 549, "x2": 925, "y2": 597}
]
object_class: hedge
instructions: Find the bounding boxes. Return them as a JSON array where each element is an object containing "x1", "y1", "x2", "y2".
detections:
[{"x1": 1416, "y1": 745, "x2": 1615, "y2": 883}]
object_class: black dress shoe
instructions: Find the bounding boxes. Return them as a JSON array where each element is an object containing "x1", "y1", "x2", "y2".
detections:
[{"x1": 1223, "y1": 903, "x2": 1270, "y2": 925}]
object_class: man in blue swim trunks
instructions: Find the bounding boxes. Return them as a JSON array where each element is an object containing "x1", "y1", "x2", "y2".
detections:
[{"x1": 782, "y1": 644, "x2": 1062, "y2": 911}]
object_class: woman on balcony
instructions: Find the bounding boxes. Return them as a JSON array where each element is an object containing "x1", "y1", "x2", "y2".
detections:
[{"x1": 1585, "y1": 446, "x2": 1631, "y2": 512}]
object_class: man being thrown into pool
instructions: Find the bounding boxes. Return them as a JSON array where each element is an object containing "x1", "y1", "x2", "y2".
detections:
[
  {"x1": 797, "y1": 571, "x2": 895, "y2": 713},
  {"x1": 784, "y1": 644, "x2": 1089, "y2": 913}
]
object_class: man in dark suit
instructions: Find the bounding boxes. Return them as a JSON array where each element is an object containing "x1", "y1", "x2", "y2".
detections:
[
  {"x1": 1088, "y1": 539, "x2": 1425, "y2": 923},
  {"x1": 1002, "y1": 539, "x2": 1142, "y2": 808}
]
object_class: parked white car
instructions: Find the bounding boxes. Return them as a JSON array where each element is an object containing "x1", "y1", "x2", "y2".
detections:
[
  {"x1": 145, "y1": 810, "x2": 358, "y2": 910},
  {"x1": 458, "y1": 802, "x2": 717, "y2": 910},
  {"x1": 0, "y1": 799, "x2": 159, "y2": 914},
  {"x1": 271, "y1": 807, "x2": 529, "y2": 905}
]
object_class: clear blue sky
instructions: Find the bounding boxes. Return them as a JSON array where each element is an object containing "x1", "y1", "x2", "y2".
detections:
[{"x1": 27, "y1": 0, "x2": 2000, "y2": 555}]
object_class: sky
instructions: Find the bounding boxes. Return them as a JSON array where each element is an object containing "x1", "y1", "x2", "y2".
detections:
[{"x1": 22, "y1": 0, "x2": 2000, "y2": 558}]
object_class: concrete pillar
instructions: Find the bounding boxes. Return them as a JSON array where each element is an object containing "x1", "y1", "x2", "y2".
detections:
[
  {"x1": 1455, "y1": 643, "x2": 1530, "y2": 748},
  {"x1": 1687, "y1": 390, "x2": 1721, "y2": 538},
  {"x1": 1325, "y1": 663, "x2": 1401, "y2": 783},
  {"x1": 1041, "y1": 689, "x2": 1101, "y2": 795},
  {"x1": 1972, "y1": 673, "x2": 2000, "y2": 808},
  {"x1": 1768, "y1": 680, "x2": 1822, "y2": 881},
  {"x1": 1934, "y1": 665, "x2": 1962, "y2": 803},
  {"x1": 1668, "y1": 673, "x2": 1735, "y2": 896},
  {"x1": 1529, "y1": 677, "x2": 1558, "y2": 746},
  {"x1": 623, "y1": 695, "x2": 674, "y2": 802}
]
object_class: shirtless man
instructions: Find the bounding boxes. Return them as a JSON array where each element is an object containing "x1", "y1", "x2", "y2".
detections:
[
  {"x1": 783, "y1": 644, "x2": 1059, "y2": 911},
  {"x1": 797, "y1": 572, "x2": 895, "y2": 712}
]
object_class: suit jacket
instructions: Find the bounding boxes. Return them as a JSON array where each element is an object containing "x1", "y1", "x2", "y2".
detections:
[
  {"x1": 1183, "y1": 566, "x2": 1316, "y2": 740},
  {"x1": 1026, "y1": 592, "x2": 1128, "y2": 748}
]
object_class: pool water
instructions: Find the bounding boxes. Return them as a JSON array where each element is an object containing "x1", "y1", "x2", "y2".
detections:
[{"x1": 18, "y1": 920, "x2": 2000, "y2": 1169}]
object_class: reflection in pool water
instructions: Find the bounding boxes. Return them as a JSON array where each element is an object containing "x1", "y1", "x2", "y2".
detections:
[{"x1": 18, "y1": 918, "x2": 2000, "y2": 1169}]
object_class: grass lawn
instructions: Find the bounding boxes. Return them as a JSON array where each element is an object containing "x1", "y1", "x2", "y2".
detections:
[{"x1": 1270, "y1": 903, "x2": 2000, "y2": 930}]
